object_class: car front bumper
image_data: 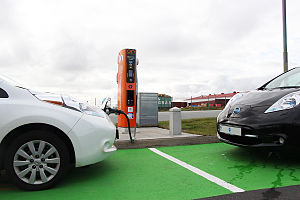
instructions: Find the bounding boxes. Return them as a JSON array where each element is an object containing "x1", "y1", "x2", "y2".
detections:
[
  {"x1": 68, "y1": 114, "x2": 117, "y2": 167},
  {"x1": 217, "y1": 129, "x2": 286, "y2": 148},
  {"x1": 217, "y1": 107, "x2": 300, "y2": 147}
]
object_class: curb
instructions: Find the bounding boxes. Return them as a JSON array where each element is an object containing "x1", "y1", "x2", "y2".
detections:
[{"x1": 115, "y1": 136, "x2": 221, "y2": 149}]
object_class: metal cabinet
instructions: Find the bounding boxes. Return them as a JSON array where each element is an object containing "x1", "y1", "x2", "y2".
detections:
[{"x1": 137, "y1": 93, "x2": 158, "y2": 127}]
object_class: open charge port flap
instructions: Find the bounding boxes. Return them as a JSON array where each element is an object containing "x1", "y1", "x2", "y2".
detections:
[{"x1": 127, "y1": 90, "x2": 134, "y2": 106}]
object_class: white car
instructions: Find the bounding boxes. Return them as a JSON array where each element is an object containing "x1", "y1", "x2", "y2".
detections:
[{"x1": 0, "y1": 75, "x2": 117, "y2": 190}]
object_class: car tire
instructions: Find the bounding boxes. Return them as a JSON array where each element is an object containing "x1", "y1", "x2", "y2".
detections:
[{"x1": 4, "y1": 130, "x2": 70, "y2": 190}]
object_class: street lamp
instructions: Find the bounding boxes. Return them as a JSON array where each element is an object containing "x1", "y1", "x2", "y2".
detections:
[{"x1": 282, "y1": 0, "x2": 288, "y2": 72}]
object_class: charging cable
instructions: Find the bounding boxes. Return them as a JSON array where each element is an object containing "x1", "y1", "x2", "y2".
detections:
[{"x1": 108, "y1": 108, "x2": 134, "y2": 143}]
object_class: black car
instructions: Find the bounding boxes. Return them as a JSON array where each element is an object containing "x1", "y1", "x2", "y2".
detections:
[{"x1": 217, "y1": 67, "x2": 300, "y2": 147}]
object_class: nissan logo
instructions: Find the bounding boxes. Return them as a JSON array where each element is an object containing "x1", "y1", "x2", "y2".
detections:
[{"x1": 233, "y1": 107, "x2": 241, "y2": 114}]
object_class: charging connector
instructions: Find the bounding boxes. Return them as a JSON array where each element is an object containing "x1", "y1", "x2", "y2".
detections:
[{"x1": 108, "y1": 108, "x2": 134, "y2": 143}]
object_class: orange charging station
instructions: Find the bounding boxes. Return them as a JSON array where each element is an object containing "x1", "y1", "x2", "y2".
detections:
[{"x1": 117, "y1": 49, "x2": 138, "y2": 135}]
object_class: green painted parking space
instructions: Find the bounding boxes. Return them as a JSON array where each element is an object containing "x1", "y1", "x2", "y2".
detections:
[
  {"x1": 158, "y1": 143, "x2": 300, "y2": 191},
  {"x1": 0, "y1": 147, "x2": 230, "y2": 200},
  {"x1": 2, "y1": 143, "x2": 300, "y2": 199}
]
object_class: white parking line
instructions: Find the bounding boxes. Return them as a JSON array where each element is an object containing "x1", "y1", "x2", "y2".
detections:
[{"x1": 149, "y1": 148, "x2": 245, "y2": 193}]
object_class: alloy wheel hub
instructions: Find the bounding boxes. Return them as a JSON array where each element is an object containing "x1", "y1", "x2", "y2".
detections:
[{"x1": 13, "y1": 140, "x2": 61, "y2": 185}]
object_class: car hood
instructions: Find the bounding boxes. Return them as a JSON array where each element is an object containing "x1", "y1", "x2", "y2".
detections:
[{"x1": 234, "y1": 88, "x2": 300, "y2": 107}]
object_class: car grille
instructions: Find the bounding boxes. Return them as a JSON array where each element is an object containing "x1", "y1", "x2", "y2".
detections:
[{"x1": 219, "y1": 132, "x2": 260, "y2": 145}]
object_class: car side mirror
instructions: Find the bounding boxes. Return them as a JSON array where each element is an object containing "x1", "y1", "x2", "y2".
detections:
[{"x1": 101, "y1": 97, "x2": 111, "y2": 114}]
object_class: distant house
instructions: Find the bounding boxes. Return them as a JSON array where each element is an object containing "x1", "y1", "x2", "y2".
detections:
[
  {"x1": 158, "y1": 94, "x2": 172, "y2": 109},
  {"x1": 185, "y1": 92, "x2": 238, "y2": 107}
]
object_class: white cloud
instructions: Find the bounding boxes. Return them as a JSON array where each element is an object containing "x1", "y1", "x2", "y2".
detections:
[{"x1": 1, "y1": 0, "x2": 299, "y2": 104}]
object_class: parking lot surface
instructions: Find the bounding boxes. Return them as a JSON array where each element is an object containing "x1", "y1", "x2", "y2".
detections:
[{"x1": 1, "y1": 143, "x2": 300, "y2": 199}]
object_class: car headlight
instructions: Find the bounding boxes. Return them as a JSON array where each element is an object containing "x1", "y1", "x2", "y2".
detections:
[
  {"x1": 79, "y1": 103, "x2": 106, "y2": 118},
  {"x1": 224, "y1": 92, "x2": 246, "y2": 109},
  {"x1": 62, "y1": 95, "x2": 106, "y2": 118},
  {"x1": 34, "y1": 93, "x2": 106, "y2": 118},
  {"x1": 265, "y1": 91, "x2": 300, "y2": 113}
]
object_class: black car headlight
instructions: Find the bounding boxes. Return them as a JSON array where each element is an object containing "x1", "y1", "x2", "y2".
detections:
[
  {"x1": 265, "y1": 91, "x2": 300, "y2": 113},
  {"x1": 224, "y1": 92, "x2": 247, "y2": 109}
]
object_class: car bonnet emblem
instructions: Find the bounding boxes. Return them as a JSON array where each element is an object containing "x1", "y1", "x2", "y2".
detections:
[{"x1": 233, "y1": 106, "x2": 241, "y2": 114}]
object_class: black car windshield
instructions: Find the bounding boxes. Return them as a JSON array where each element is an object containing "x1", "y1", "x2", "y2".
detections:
[{"x1": 264, "y1": 68, "x2": 300, "y2": 89}]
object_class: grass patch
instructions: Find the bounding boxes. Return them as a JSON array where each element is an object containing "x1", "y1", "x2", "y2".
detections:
[
  {"x1": 180, "y1": 107, "x2": 224, "y2": 111},
  {"x1": 158, "y1": 117, "x2": 217, "y2": 136},
  {"x1": 159, "y1": 107, "x2": 224, "y2": 112}
]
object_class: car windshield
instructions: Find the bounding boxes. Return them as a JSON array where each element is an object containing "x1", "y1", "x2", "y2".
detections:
[
  {"x1": 0, "y1": 74, "x2": 24, "y2": 87},
  {"x1": 264, "y1": 68, "x2": 300, "y2": 89}
]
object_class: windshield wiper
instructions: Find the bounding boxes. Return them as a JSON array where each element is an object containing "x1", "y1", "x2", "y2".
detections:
[{"x1": 271, "y1": 86, "x2": 300, "y2": 89}]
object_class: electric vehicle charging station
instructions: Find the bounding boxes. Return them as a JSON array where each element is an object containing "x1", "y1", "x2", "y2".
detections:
[{"x1": 117, "y1": 49, "x2": 138, "y2": 138}]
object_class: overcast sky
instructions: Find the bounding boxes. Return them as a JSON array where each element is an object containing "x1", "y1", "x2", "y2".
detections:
[{"x1": 1, "y1": 0, "x2": 300, "y2": 104}]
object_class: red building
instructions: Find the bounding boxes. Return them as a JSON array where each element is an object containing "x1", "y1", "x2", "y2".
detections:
[
  {"x1": 172, "y1": 102, "x2": 188, "y2": 108},
  {"x1": 185, "y1": 92, "x2": 239, "y2": 107}
]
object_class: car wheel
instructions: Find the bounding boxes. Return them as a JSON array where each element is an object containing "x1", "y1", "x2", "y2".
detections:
[{"x1": 4, "y1": 130, "x2": 70, "y2": 190}]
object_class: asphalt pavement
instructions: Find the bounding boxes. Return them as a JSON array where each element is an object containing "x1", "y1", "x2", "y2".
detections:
[
  {"x1": 158, "y1": 110, "x2": 222, "y2": 121},
  {"x1": 109, "y1": 110, "x2": 222, "y2": 124},
  {"x1": 197, "y1": 185, "x2": 300, "y2": 200}
]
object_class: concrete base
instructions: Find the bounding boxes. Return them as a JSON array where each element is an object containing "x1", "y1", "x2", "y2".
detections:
[
  {"x1": 115, "y1": 136, "x2": 220, "y2": 149},
  {"x1": 115, "y1": 127, "x2": 220, "y2": 150},
  {"x1": 118, "y1": 127, "x2": 136, "y2": 136},
  {"x1": 118, "y1": 127, "x2": 196, "y2": 141}
]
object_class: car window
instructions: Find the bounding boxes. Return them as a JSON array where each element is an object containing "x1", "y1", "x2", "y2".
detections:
[
  {"x1": 264, "y1": 68, "x2": 300, "y2": 89},
  {"x1": 0, "y1": 74, "x2": 23, "y2": 87},
  {"x1": 0, "y1": 88, "x2": 8, "y2": 98}
]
